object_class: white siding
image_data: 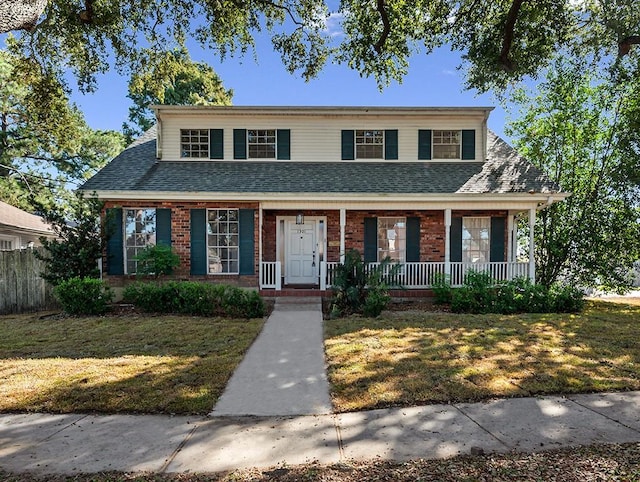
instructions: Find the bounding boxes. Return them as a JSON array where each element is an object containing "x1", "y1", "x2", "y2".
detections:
[{"x1": 160, "y1": 111, "x2": 487, "y2": 162}]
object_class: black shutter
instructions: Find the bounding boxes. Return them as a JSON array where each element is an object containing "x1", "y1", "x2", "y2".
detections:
[
  {"x1": 418, "y1": 129, "x2": 432, "y2": 160},
  {"x1": 341, "y1": 130, "x2": 355, "y2": 160},
  {"x1": 462, "y1": 129, "x2": 475, "y2": 160},
  {"x1": 210, "y1": 129, "x2": 224, "y2": 159},
  {"x1": 233, "y1": 129, "x2": 247, "y2": 159},
  {"x1": 490, "y1": 217, "x2": 506, "y2": 262},
  {"x1": 239, "y1": 209, "x2": 255, "y2": 275},
  {"x1": 190, "y1": 209, "x2": 207, "y2": 275},
  {"x1": 450, "y1": 217, "x2": 462, "y2": 262},
  {"x1": 276, "y1": 129, "x2": 290, "y2": 160},
  {"x1": 385, "y1": 129, "x2": 398, "y2": 160},
  {"x1": 156, "y1": 208, "x2": 171, "y2": 246},
  {"x1": 363, "y1": 217, "x2": 377, "y2": 263},
  {"x1": 406, "y1": 217, "x2": 420, "y2": 262},
  {"x1": 106, "y1": 208, "x2": 124, "y2": 275}
]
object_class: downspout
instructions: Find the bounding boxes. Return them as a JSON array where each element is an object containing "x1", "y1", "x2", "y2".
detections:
[{"x1": 155, "y1": 110, "x2": 162, "y2": 160}]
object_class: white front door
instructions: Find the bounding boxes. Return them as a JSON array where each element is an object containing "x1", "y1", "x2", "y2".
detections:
[{"x1": 286, "y1": 220, "x2": 318, "y2": 285}]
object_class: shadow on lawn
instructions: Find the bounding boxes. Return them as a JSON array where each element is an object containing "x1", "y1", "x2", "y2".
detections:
[{"x1": 325, "y1": 300, "x2": 640, "y2": 412}]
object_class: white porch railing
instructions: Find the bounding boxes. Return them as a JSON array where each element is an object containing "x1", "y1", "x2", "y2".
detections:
[{"x1": 260, "y1": 261, "x2": 530, "y2": 290}]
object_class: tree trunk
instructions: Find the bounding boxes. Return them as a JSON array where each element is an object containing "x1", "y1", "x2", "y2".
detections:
[{"x1": 0, "y1": 0, "x2": 47, "y2": 33}]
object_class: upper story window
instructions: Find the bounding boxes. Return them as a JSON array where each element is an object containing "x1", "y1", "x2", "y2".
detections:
[
  {"x1": 0, "y1": 237, "x2": 14, "y2": 250},
  {"x1": 356, "y1": 130, "x2": 384, "y2": 159},
  {"x1": 462, "y1": 217, "x2": 490, "y2": 263},
  {"x1": 248, "y1": 130, "x2": 276, "y2": 158},
  {"x1": 433, "y1": 130, "x2": 460, "y2": 159},
  {"x1": 124, "y1": 208, "x2": 156, "y2": 274},
  {"x1": 377, "y1": 217, "x2": 406, "y2": 263},
  {"x1": 181, "y1": 129, "x2": 209, "y2": 158}
]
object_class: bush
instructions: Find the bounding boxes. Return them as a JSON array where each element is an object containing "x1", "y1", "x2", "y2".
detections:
[
  {"x1": 451, "y1": 270, "x2": 497, "y2": 314},
  {"x1": 330, "y1": 249, "x2": 399, "y2": 317},
  {"x1": 123, "y1": 281, "x2": 265, "y2": 318},
  {"x1": 431, "y1": 273, "x2": 452, "y2": 304},
  {"x1": 54, "y1": 277, "x2": 113, "y2": 315},
  {"x1": 549, "y1": 283, "x2": 585, "y2": 312},
  {"x1": 133, "y1": 243, "x2": 180, "y2": 277}
]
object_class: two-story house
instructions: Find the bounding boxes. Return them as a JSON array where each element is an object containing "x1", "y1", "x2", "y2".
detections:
[{"x1": 82, "y1": 106, "x2": 566, "y2": 293}]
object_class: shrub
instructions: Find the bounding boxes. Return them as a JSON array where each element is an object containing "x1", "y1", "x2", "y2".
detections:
[
  {"x1": 451, "y1": 270, "x2": 497, "y2": 314},
  {"x1": 133, "y1": 244, "x2": 180, "y2": 278},
  {"x1": 431, "y1": 273, "x2": 452, "y2": 304},
  {"x1": 362, "y1": 289, "x2": 391, "y2": 317},
  {"x1": 123, "y1": 281, "x2": 265, "y2": 318},
  {"x1": 549, "y1": 283, "x2": 585, "y2": 312},
  {"x1": 54, "y1": 277, "x2": 113, "y2": 315}
]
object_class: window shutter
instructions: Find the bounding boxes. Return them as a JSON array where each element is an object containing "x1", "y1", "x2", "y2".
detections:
[
  {"x1": 450, "y1": 217, "x2": 462, "y2": 262},
  {"x1": 462, "y1": 129, "x2": 475, "y2": 160},
  {"x1": 190, "y1": 209, "x2": 207, "y2": 275},
  {"x1": 341, "y1": 130, "x2": 355, "y2": 160},
  {"x1": 406, "y1": 217, "x2": 420, "y2": 262},
  {"x1": 209, "y1": 129, "x2": 224, "y2": 159},
  {"x1": 418, "y1": 130, "x2": 432, "y2": 160},
  {"x1": 490, "y1": 217, "x2": 506, "y2": 262},
  {"x1": 384, "y1": 129, "x2": 398, "y2": 160},
  {"x1": 363, "y1": 217, "x2": 377, "y2": 263},
  {"x1": 239, "y1": 209, "x2": 255, "y2": 275},
  {"x1": 106, "y1": 208, "x2": 124, "y2": 275},
  {"x1": 233, "y1": 129, "x2": 247, "y2": 159},
  {"x1": 156, "y1": 208, "x2": 172, "y2": 246},
  {"x1": 276, "y1": 129, "x2": 290, "y2": 160}
]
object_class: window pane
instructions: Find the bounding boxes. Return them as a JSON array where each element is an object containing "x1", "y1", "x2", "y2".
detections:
[
  {"x1": 207, "y1": 209, "x2": 240, "y2": 274},
  {"x1": 124, "y1": 208, "x2": 157, "y2": 274},
  {"x1": 355, "y1": 130, "x2": 383, "y2": 159},
  {"x1": 462, "y1": 217, "x2": 491, "y2": 263},
  {"x1": 377, "y1": 217, "x2": 406, "y2": 263},
  {"x1": 180, "y1": 129, "x2": 209, "y2": 158},
  {"x1": 433, "y1": 130, "x2": 461, "y2": 159},
  {"x1": 248, "y1": 129, "x2": 276, "y2": 159}
]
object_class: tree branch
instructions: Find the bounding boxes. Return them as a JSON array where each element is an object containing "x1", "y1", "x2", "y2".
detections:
[
  {"x1": 374, "y1": 0, "x2": 391, "y2": 54},
  {"x1": 499, "y1": 0, "x2": 524, "y2": 72},
  {"x1": 618, "y1": 35, "x2": 640, "y2": 57},
  {"x1": 79, "y1": 0, "x2": 94, "y2": 24}
]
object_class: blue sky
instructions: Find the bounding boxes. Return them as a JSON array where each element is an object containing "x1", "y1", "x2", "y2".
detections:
[{"x1": 70, "y1": 31, "x2": 511, "y2": 140}]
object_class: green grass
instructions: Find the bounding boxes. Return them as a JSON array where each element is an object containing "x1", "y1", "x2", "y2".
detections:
[
  {"x1": 324, "y1": 298, "x2": 640, "y2": 412},
  {"x1": 0, "y1": 312, "x2": 264, "y2": 414}
]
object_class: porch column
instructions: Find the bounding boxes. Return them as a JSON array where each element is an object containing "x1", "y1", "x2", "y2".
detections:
[
  {"x1": 340, "y1": 208, "x2": 346, "y2": 263},
  {"x1": 258, "y1": 204, "x2": 263, "y2": 288},
  {"x1": 444, "y1": 208, "x2": 451, "y2": 277},
  {"x1": 507, "y1": 212, "x2": 515, "y2": 280},
  {"x1": 528, "y1": 207, "x2": 536, "y2": 284}
]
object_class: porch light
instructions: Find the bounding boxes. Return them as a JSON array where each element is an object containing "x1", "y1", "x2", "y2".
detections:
[{"x1": 296, "y1": 213, "x2": 304, "y2": 225}]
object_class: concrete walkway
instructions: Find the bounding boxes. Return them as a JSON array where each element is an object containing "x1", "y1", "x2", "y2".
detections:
[
  {"x1": 2, "y1": 392, "x2": 640, "y2": 475},
  {"x1": 212, "y1": 297, "x2": 332, "y2": 416}
]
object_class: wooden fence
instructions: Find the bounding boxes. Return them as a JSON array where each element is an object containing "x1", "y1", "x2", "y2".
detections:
[{"x1": 0, "y1": 249, "x2": 58, "y2": 314}]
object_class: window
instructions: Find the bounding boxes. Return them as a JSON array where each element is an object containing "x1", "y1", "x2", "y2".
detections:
[
  {"x1": 0, "y1": 238, "x2": 14, "y2": 250},
  {"x1": 207, "y1": 209, "x2": 239, "y2": 274},
  {"x1": 356, "y1": 130, "x2": 384, "y2": 159},
  {"x1": 181, "y1": 129, "x2": 209, "y2": 158},
  {"x1": 462, "y1": 217, "x2": 490, "y2": 263},
  {"x1": 248, "y1": 130, "x2": 276, "y2": 158},
  {"x1": 377, "y1": 217, "x2": 406, "y2": 262},
  {"x1": 433, "y1": 130, "x2": 460, "y2": 159},
  {"x1": 124, "y1": 208, "x2": 156, "y2": 273}
]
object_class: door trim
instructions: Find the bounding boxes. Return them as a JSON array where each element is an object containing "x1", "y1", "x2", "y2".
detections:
[{"x1": 276, "y1": 215, "x2": 327, "y2": 285}]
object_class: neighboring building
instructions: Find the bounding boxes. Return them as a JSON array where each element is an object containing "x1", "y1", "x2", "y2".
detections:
[
  {"x1": 0, "y1": 201, "x2": 55, "y2": 250},
  {"x1": 82, "y1": 106, "x2": 567, "y2": 292}
]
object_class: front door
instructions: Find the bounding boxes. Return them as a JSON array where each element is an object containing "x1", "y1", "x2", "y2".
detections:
[{"x1": 286, "y1": 220, "x2": 318, "y2": 285}]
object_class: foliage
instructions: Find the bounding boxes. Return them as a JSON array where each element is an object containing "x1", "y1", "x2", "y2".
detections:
[
  {"x1": 53, "y1": 277, "x2": 113, "y2": 315},
  {"x1": 330, "y1": 249, "x2": 399, "y2": 317},
  {"x1": 431, "y1": 273, "x2": 453, "y2": 305},
  {"x1": 133, "y1": 243, "x2": 180, "y2": 278},
  {"x1": 0, "y1": 49, "x2": 124, "y2": 212},
  {"x1": 35, "y1": 193, "x2": 106, "y2": 286},
  {"x1": 448, "y1": 270, "x2": 584, "y2": 314},
  {"x1": 4, "y1": 1, "x2": 640, "y2": 97},
  {"x1": 123, "y1": 281, "x2": 265, "y2": 319},
  {"x1": 507, "y1": 56, "x2": 640, "y2": 291},
  {"x1": 122, "y1": 48, "x2": 233, "y2": 142}
]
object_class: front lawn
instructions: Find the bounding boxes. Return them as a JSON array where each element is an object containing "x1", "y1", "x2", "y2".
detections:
[
  {"x1": 325, "y1": 298, "x2": 640, "y2": 412},
  {"x1": 0, "y1": 312, "x2": 264, "y2": 414}
]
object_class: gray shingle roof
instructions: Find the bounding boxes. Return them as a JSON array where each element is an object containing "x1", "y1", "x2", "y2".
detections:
[{"x1": 82, "y1": 126, "x2": 561, "y2": 195}]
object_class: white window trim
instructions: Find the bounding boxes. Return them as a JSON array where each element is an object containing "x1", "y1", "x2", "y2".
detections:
[
  {"x1": 180, "y1": 129, "x2": 209, "y2": 159},
  {"x1": 356, "y1": 129, "x2": 384, "y2": 160},
  {"x1": 206, "y1": 208, "x2": 240, "y2": 275},
  {"x1": 432, "y1": 129, "x2": 461, "y2": 160},
  {"x1": 123, "y1": 208, "x2": 157, "y2": 274},
  {"x1": 462, "y1": 216, "x2": 491, "y2": 264},
  {"x1": 0, "y1": 235, "x2": 18, "y2": 251},
  {"x1": 247, "y1": 129, "x2": 277, "y2": 159}
]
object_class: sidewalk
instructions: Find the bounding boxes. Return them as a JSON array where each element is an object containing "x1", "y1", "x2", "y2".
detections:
[{"x1": 2, "y1": 392, "x2": 640, "y2": 475}]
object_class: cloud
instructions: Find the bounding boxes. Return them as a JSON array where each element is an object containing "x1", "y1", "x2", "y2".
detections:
[
  {"x1": 442, "y1": 69, "x2": 457, "y2": 76},
  {"x1": 324, "y1": 11, "x2": 344, "y2": 38}
]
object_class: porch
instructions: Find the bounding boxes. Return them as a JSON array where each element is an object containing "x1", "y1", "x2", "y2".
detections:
[{"x1": 260, "y1": 260, "x2": 531, "y2": 291}]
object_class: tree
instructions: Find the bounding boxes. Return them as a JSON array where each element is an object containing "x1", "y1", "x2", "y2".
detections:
[
  {"x1": 123, "y1": 48, "x2": 232, "y2": 142},
  {"x1": 507, "y1": 56, "x2": 640, "y2": 291},
  {"x1": 2, "y1": 1, "x2": 639, "y2": 95},
  {"x1": 0, "y1": 48, "x2": 124, "y2": 211},
  {"x1": 35, "y1": 192, "x2": 106, "y2": 286}
]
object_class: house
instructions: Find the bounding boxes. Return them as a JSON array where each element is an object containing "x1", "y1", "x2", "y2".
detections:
[
  {"x1": 81, "y1": 106, "x2": 567, "y2": 293},
  {"x1": 0, "y1": 201, "x2": 55, "y2": 250}
]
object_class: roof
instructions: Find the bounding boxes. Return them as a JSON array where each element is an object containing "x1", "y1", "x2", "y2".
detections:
[
  {"x1": 82, "y1": 125, "x2": 562, "y2": 197},
  {"x1": 0, "y1": 201, "x2": 55, "y2": 235}
]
